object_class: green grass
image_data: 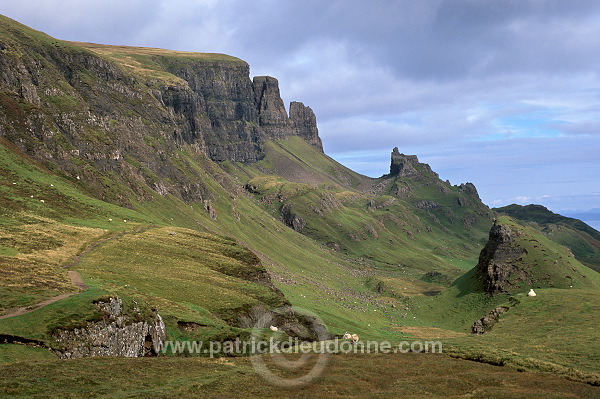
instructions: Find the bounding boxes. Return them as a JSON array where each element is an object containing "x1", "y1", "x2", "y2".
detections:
[
  {"x1": 72, "y1": 41, "x2": 245, "y2": 85},
  {"x1": 74, "y1": 226, "x2": 288, "y2": 320},
  {"x1": 492, "y1": 216, "x2": 600, "y2": 292},
  {"x1": 0, "y1": 287, "x2": 108, "y2": 342},
  {"x1": 446, "y1": 288, "x2": 600, "y2": 381},
  {"x1": 0, "y1": 353, "x2": 598, "y2": 398},
  {"x1": 0, "y1": 345, "x2": 56, "y2": 364}
]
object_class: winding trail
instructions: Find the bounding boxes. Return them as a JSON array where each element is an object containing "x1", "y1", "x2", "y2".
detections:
[{"x1": 0, "y1": 224, "x2": 155, "y2": 321}]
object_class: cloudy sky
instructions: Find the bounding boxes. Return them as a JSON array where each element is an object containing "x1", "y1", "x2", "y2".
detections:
[{"x1": 1, "y1": 0, "x2": 599, "y2": 226}]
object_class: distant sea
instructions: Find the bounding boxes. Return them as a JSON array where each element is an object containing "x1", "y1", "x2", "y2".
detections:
[
  {"x1": 562, "y1": 210, "x2": 600, "y2": 233},
  {"x1": 583, "y1": 220, "x2": 600, "y2": 232}
]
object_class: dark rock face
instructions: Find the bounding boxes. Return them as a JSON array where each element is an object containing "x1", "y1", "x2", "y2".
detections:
[
  {"x1": 476, "y1": 221, "x2": 529, "y2": 294},
  {"x1": 289, "y1": 101, "x2": 323, "y2": 150},
  {"x1": 388, "y1": 148, "x2": 419, "y2": 177},
  {"x1": 471, "y1": 306, "x2": 509, "y2": 334},
  {"x1": 281, "y1": 203, "x2": 306, "y2": 231},
  {"x1": 459, "y1": 183, "x2": 481, "y2": 201},
  {"x1": 0, "y1": 35, "x2": 323, "y2": 205},
  {"x1": 385, "y1": 147, "x2": 437, "y2": 179},
  {"x1": 251, "y1": 76, "x2": 323, "y2": 151},
  {"x1": 52, "y1": 297, "x2": 166, "y2": 359},
  {"x1": 237, "y1": 304, "x2": 333, "y2": 341},
  {"x1": 253, "y1": 76, "x2": 290, "y2": 139}
]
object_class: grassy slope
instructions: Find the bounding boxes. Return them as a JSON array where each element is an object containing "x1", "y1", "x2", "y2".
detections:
[
  {"x1": 230, "y1": 137, "x2": 490, "y2": 272},
  {"x1": 446, "y1": 289, "x2": 600, "y2": 383},
  {"x1": 1, "y1": 353, "x2": 598, "y2": 398},
  {"x1": 493, "y1": 216, "x2": 600, "y2": 292},
  {"x1": 495, "y1": 204, "x2": 600, "y2": 272}
]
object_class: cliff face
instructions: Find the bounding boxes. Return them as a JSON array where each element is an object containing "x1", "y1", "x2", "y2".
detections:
[{"x1": 0, "y1": 16, "x2": 322, "y2": 206}]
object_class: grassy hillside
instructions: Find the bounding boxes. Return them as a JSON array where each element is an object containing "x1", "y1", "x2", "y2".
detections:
[
  {"x1": 227, "y1": 137, "x2": 491, "y2": 273},
  {"x1": 495, "y1": 204, "x2": 600, "y2": 272},
  {"x1": 446, "y1": 288, "x2": 600, "y2": 383},
  {"x1": 480, "y1": 216, "x2": 600, "y2": 293}
]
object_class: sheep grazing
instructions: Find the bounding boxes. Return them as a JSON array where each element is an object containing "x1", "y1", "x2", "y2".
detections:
[
  {"x1": 269, "y1": 325, "x2": 278, "y2": 332},
  {"x1": 527, "y1": 289, "x2": 537, "y2": 297},
  {"x1": 342, "y1": 332, "x2": 352, "y2": 339},
  {"x1": 351, "y1": 334, "x2": 359, "y2": 343}
]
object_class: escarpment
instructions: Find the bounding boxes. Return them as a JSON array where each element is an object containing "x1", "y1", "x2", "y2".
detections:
[{"x1": 0, "y1": 17, "x2": 322, "y2": 206}]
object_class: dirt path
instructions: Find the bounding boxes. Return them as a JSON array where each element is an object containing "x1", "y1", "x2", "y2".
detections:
[{"x1": 0, "y1": 225, "x2": 154, "y2": 321}]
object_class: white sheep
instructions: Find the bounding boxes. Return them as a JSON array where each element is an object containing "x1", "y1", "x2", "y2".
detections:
[
  {"x1": 342, "y1": 332, "x2": 352, "y2": 339},
  {"x1": 351, "y1": 334, "x2": 359, "y2": 343},
  {"x1": 269, "y1": 325, "x2": 278, "y2": 332},
  {"x1": 527, "y1": 289, "x2": 537, "y2": 297}
]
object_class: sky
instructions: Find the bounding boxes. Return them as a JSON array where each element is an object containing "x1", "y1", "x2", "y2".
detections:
[{"x1": 1, "y1": 0, "x2": 599, "y2": 227}]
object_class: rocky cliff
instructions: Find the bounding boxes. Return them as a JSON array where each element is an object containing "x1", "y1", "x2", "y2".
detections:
[
  {"x1": 52, "y1": 297, "x2": 166, "y2": 359},
  {"x1": 0, "y1": 15, "x2": 322, "y2": 207}
]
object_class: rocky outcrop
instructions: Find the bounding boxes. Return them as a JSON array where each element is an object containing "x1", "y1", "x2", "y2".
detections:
[
  {"x1": 476, "y1": 221, "x2": 529, "y2": 294},
  {"x1": 416, "y1": 200, "x2": 440, "y2": 210},
  {"x1": 52, "y1": 297, "x2": 166, "y2": 359},
  {"x1": 251, "y1": 76, "x2": 323, "y2": 151},
  {"x1": 388, "y1": 149, "x2": 418, "y2": 177},
  {"x1": 281, "y1": 203, "x2": 306, "y2": 231},
  {"x1": 253, "y1": 76, "x2": 290, "y2": 139},
  {"x1": 386, "y1": 147, "x2": 436, "y2": 178},
  {"x1": 237, "y1": 304, "x2": 333, "y2": 341},
  {"x1": 471, "y1": 306, "x2": 509, "y2": 334},
  {"x1": 459, "y1": 182, "x2": 479, "y2": 198},
  {"x1": 289, "y1": 101, "x2": 323, "y2": 150}
]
